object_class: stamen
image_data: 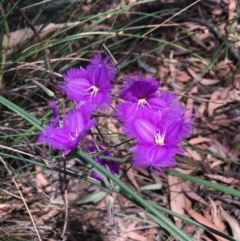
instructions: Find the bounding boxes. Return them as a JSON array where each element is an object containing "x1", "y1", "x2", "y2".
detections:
[
  {"x1": 155, "y1": 132, "x2": 165, "y2": 146},
  {"x1": 86, "y1": 85, "x2": 99, "y2": 97},
  {"x1": 68, "y1": 130, "x2": 78, "y2": 140},
  {"x1": 138, "y1": 98, "x2": 151, "y2": 108}
]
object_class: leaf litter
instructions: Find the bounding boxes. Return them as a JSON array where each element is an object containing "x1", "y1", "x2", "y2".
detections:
[{"x1": 0, "y1": 0, "x2": 240, "y2": 240}]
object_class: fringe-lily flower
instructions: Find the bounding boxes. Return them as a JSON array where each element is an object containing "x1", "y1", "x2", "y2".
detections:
[
  {"x1": 128, "y1": 111, "x2": 193, "y2": 168},
  {"x1": 116, "y1": 75, "x2": 160, "y2": 121},
  {"x1": 117, "y1": 76, "x2": 194, "y2": 169},
  {"x1": 38, "y1": 103, "x2": 96, "y2": 155},
  {"x1": 116, "y1": 75, "x2": 188, "y2": 124},
  {"x1": 62, "y1": 54, "x2": 116, "y2": 110}
]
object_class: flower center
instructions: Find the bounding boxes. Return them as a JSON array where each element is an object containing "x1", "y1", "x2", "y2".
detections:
[
  {"x1": 86, "y1": 85, "x2": 99, "y2": 97},
  {"x1": 138, "y1": 98, "x2": 150, "y2": 108},
  {"x1": 68, "y1": 130, "x2": 78, "y2": 141},
  {"x1": 154, "y1": 131, "x2": 165, "y2": 146}
]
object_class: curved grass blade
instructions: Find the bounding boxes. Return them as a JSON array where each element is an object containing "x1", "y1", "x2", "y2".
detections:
[
  {"x1": 75, "y1": 149, "x2": 193, "y2": 241},
  {"x1": 168, "y1": 170, "x2": 240, "y2": 198},
  {"x1": 0, "y1": 95, "x2": 42, "y2": 130}
]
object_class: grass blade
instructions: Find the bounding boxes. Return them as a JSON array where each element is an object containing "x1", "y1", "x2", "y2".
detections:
[{"x1": 0, "y1": 95, "x2": 42, "y2": 130}]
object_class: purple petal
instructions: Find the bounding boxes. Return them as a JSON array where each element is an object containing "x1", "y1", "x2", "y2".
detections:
[
  {"x1": 181, "y1": 111, "x2": 195, "y2": 138},
  {"x1": 88, "y1": 89, "x2": 112, "y2": 110},
  {"x1": 63, "y1": 106, "x2": 96, "y2": 134},
  {"x1": 63, "y1": 109, "x2": 84, "y2": 134},
  {"x1": 120, "y1": 75, "x2": 159, "y2": 101},
  {"x1": 38, "y1": 126, "x2": 80, "y2": 152},
  {"x1": 63, "y1": 67, "x2": 91, "y2": 102},
  {"x1": 49, "y1": 100, "x2": 59, "y2": 126},
  {"x1": 38, "y1": 105, "x2": 96, "y2": 154},
  {"x1": 163, "y1": 111, "x2": 194, "y2": 145},
  {"x1": 87, "y1": 54, "x2": 116, "y2": 88},
  {"x1": 116, "y1": 102, "x2": 140, "y2": 122},
  {"x1": 85, "y1": 141, "x2": 119, "y2": 181},
  {"x1": 132, "y1": 144, "x2": 179, "y2": 168},
  {"x1": 147, "y1": 95, "x2": 171, "y2": 110},
  {"x1": 91, "y1": 160, "x2": 119, "y2": 181},
  {"x1": 164, "y1": 119, "x2": 183, "y2": 145},
  {"x1": 116, "y1": 94, "x2": 170, "y2": 124},
  {"x1": 133, "y1": 119, "x2": 156, "y2": 143}
]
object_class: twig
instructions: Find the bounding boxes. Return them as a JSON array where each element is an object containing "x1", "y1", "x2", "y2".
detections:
[
  {"x1": 61, "y1": 187, "x2": 69, "y2": 239},
  {"x1": 0, "y1": 156, "x2": 42, "y2": 241},
  {"x1": 185, "y1": 17, "x2": 240, "y2": 64},
  {"x1": 59, "y1": 157, "x2": 69, "y2": 239},
  {"x1": 163, "y1": 90, "x2": 225, "y2": 105},
  {"x1": 117, "y1": 0, "x2": 201, "y2": 66},
  {"x1": 8, "y1": 0, "x2": 55, "y2": 81},
  {"x1": 0, "y1": 3, "x2": 10, "y2": 91}
]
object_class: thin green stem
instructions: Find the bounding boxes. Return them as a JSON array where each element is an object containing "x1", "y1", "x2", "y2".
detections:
[{"x1": 75, "y1": 149, "x2": 192, "y2": 241}]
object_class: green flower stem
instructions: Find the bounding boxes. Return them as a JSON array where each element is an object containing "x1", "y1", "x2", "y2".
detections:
[{"x1": 75, "y1": 149, "x2": 192, "y2": 241}]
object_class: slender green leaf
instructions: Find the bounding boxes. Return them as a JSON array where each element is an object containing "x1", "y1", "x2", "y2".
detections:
[
  {"x1": 75, "y1": 150, "x2": 193, "y2": 241},
  {"x1": 168, "y1": 170, "x2": 240, "y2": 198},
  {"x1": 139, "y1": 183, "x2": 162, "y2": 191},
  {"x1": 76, "y1": 191, "x2": 107, "y2": 204},
  {"x1": 0, "y1": 96, "x2": 42, "y2": 130}
]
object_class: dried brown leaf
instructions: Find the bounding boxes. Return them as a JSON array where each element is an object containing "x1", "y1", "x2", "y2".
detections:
[
  {"x1": 3, "y1": 22, "x2": 81, "y2": 48},
  {"x1": 125, "y1": 231, "x2": 148, "y2": 241},
  {"x1": 228, "y1": 0, "x2": 237, "y2": 20},
  {"x1": 187, "y1": 68, "x2": 220, "y2": 85},
  {"x1": 220, "y1": 206, "x2": 240, "y2": 240},
  {"x1": 182, "y1": 182, "x2": 207, "y2": 206},
  {"x1": 126, "y1": 167, "x2": 140, "y2": 190},
  {"x1": 168, "y1": 175, "x2": 191, "y2": 226},
  {"x1": 134, "y1": 167, "x2": 149, "y2": 177},
  {"x1": 37, "y1": 209, "x2": 60, "y2": 224},
  {"x1": 186, "y1": 208, "x2": 229, "y2": 241},
  {"x1": 35, "y1": 166, "x2": 49, "y2": 191},
  {"x1": 187, "y1": 68, "x2": 202, "y2": 82},
  {"x1": 177, "y1": 71, "x2": 191, "y2": 83},
  {"x1": 209, "y1": 198, "x2": 225, "y2": 232},
  {"x1": 117, "y1": 221, "x2": 148, "y2": 241},
  {"x1": 185, "y1": 148, "x2": 202, "y2": 161},
  {"x1": 200, "y1": 78, "x2": 220, "y2": 85},
  {"x1": 204, "y1": 174, "x2": 240, "y2": 185},
  {"x1": 189, "y1": 137, "x2": 212, "y2": 145},
  {"x1": 209, "y1": 157, "x2": 223, "y2": 169}
]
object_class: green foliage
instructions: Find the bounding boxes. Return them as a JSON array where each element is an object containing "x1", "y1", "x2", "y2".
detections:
[{"x1": 1, "y1": 1, "x2": 239, "y2": 240}]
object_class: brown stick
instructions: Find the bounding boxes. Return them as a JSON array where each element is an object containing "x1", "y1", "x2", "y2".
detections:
[{"x1": 8, "y1": 0, "x2": 55, "y2": 81}]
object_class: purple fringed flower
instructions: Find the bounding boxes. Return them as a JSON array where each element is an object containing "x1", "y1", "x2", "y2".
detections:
[
  {"x1": 116, "y1": 74, "x2": 191, "y2": 123},
  {"x1": 38, "y1": 103, "x2": 96, "y2": 155},
  {"x1": 62, "y1": 54, "x2": 116, "y2": 110},
  {"x1": 116, "y1": 75, "x2": 161, "y2": 121},
  {"x1": 87, "y1": 54, "x2": 116, "y2": 87},
  {"x1": 127, "y1": 109, "x2": 193, "y2": 143},
  {"x1": 115, "y1": 75, "x2": 186, "y2": 123},
  {"x1": 86, "y1": 142, "x2": 119, "y2": 181},
  {"x1": 115, "y1": 73, "x2": 194, "y2": 169},
  {"x1": 120, "y1": 75, "x2": 159, "y2": 102},
  {"x1": 128, "y1": 110, "x2": 193, "y2": 169}
]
